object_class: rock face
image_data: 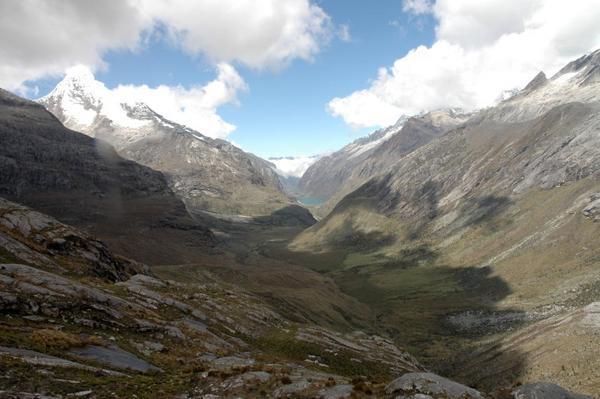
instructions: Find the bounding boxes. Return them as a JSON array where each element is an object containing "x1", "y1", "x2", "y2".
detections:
[
  {"x1": 0, "y1": 198, "x2": 144, "y2": 281},
  {"x1": 299, "y1": 109, "x2": 470, "y2": 216},
  {"x1": 122, "y1": 130, "x2": 291, "y2": 217},
  {"x1": 582, "y1": 193, "x2": 600, "y2": 221},
  {"x1": 0, "y1": 88, "x2": 215, "y2": 265},
  {"x1": 38, "y1": 69, "x2": 294, "y2": 217},
  {"x1": 296, "y1": 50, "x2": 600, "y2": 252}
]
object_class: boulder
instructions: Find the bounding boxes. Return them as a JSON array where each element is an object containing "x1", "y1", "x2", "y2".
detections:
[
  {"x1": 512, "y1": 382, "x2": 593, "y2": 399},
  {"x1": 385, "y1": 372, "x2": 485, "y2": 399}
]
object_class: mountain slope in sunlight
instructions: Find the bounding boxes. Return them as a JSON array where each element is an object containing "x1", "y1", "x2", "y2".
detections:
[
  {"x1": 299, "y1": 109, "x2": 471, "y2": 217},
  {"x1": 291, "y1": 49, "x2": 600, "y2": 395}
]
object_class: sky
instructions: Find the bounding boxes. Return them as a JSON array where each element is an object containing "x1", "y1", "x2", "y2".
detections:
[{"x1": 2, "y1": 0, "x2": 600, "y2": 161}]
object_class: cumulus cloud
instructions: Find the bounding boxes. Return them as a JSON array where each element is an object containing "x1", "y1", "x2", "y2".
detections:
[
  {"x1": 0, "y1": 0, "x2": 149, "y2": 93},
  {"x1": 113, "y1": 63, "x2": 247, "y2": 138},
  {"x1": 329, "y1": 0, "x2": 600, "y2": 129},
  {"x1": 138, "y1": 0, "x2": 333, "y2": 69},
  {"x1": 0, "y1": 0, "x2": 336, "y2": 137},
  {"x1": 0, "y1": 0, "x2": 334, "y2": 91}
]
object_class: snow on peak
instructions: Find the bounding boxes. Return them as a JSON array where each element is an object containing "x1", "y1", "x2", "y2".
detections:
[
  {"x1": 344, "y1": 115, "x2": 409, "y2": 159},
  {"x1": 269, "y1": 155, "x2": 321, "y2": 178},
  {"x1": 39, "y1": 66, "x2": 152, "y2": 132},
  {"x1": 489, "y1": 50, "x2": 600, "y2": 123}
]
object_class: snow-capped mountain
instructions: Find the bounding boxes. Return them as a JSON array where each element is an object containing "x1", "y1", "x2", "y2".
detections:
[
  {"x1": 268, "y1": 155, "x2": 322, "y2": 178},
  {"x1": 484, "y1": 49, "x2": 600, "y2": 123},
  {"x1": 38, "y1": 66, "x2": 170, "y2": 149},
  {"x1": 38, "y1": 68, "x2": 295, "y2": 217},
  {"x1": 298, "y1": 108, "x2": 471, "y2": 214}
]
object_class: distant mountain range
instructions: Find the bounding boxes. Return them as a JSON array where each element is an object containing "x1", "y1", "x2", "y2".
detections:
[
  {"x1": 38, "y1": 68, "x2": 294, "y2": 217},
  {"x1": 1, "y1": 45, "x2": 599, "y2": 398}
]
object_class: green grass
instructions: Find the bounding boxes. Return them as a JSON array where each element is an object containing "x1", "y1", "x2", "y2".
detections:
[{"x1": 250, "y1": 328, "x2": 391, "y2": 381}]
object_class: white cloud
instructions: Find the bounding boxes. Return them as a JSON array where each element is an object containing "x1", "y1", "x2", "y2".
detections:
[
  {"x1": 0, "y1": 0, "x2": 334, "y2": 91},
  {"x1": 338, "y1": 24, "x2": 352, "y2": 42},
  {"x1": 329, "y1": 0, "x2": 600, "y2": 128},
  {"x1": 0, "y1": 0, "x2": 336, "y2": 138},
  {"x1": 113, "y1": 63, "x2": 247, "y2": 138},
  {"x1": 402, "y1": 0, "x2": 433, "y2": 15},
  {"x1": 0, "y1": 0, "x2": 149, "y2": 93},
  {"x1": 138, "y1": 0, "x2": 333, "y2": 69}
]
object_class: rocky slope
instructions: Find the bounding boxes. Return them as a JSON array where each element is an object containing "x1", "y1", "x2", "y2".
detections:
[
  {"x1": 299, "y1": 109, "x2": 470, "y2": 216},
  {"x1": 291, "y1": 50, "x2": 600, "y2": 395},
  {"x1": 0, "y1": 197, "x2": 591, "y2": 399},
  {"x1": 0, "y1": 88, "x2": 215, "y2": 265},
  {"x1": 38, "y1": 68, "x2": 294, "y2": 217}
]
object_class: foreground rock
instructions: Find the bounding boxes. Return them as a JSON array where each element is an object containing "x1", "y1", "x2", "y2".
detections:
[
  {"x1": 0, "y1": 197, "x2": 144, "y2": 281},
  {"x1": 512, "y1": 383, "x2": 593, "y2": 399},
  {"x1": 385, "y1": 372, "x2": 485, "y2": 399}
]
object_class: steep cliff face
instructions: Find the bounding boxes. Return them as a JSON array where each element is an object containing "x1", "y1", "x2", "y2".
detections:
[
  {"x1": 38, "y1": 68, "x2": 293, "y2": 217},
  {"x1": 0, "y1": 88, "x2": 215, "y2": 265}
]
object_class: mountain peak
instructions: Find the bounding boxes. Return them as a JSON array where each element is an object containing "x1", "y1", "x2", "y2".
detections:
[
  {"x1": 554, "y1": 49, "x2": 600, "y2": 76},
  {"x1": 64, "y1": 64, "x2": 96, "y2": 82},
  {"x1": 38, "y1": 67, "x2": 156, "y2": 136},
  {"x1": 45, "y1": 65, "x2": 105, "y2": 103},
  {"x1": 522, "y1": 71, "x2": 548, "y2": 92}
]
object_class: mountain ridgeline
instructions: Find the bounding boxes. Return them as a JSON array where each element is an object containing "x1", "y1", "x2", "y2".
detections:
[
  {"x1": 299, "y1": 109, "x2": 471, "y2": 216},
  {"x1": 0, "y1": 88, "x2": 215, "y2": 265},
  {"x1": 0, "y1": 49, "x2": 599, "y2": 398},
  {"x1": 291, "y1": 49, "x2": 600, "y2": 394},
  {"x1": 38, "y1": 68, "x2": 297, "y2": 217}
]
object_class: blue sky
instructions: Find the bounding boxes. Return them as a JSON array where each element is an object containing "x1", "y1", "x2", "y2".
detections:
[
  {"x1": 9, "y1": 1, "x2": 599, "y2": 161},
  {"x1": 29, "y1": 1, "x2": 435, "y2": 159}
]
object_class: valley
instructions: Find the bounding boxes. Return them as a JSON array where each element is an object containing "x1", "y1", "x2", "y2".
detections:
[{"x1": 1, "y1": 34, "x2": 599, "y2": 399}]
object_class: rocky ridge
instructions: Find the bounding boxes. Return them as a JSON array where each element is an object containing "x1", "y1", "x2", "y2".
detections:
[{"x1": 291, "y1": 49, "x2": 600, "y2": 395}]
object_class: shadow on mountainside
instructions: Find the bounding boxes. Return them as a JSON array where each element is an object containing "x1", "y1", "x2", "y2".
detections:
[
  {"x1": 274, "y1": 239, "x2": 528, "y2": 392},
  {"x1": 173, "y1": 191, "x2": 528, "y2": 392},
  {"x1": 460, "y1": 195, "x2": 514, "y2": 231},
  {"x1": 263, "y1": 179, "x2": 529, "y2": 392},
  {"x1": 408, "y1": 180, "x2": 441, "y2": 240}
]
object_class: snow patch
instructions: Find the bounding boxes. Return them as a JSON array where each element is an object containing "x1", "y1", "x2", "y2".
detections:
[
  {"x1": 269, "y1": 155, "x2": 321, "y2": 178},
  {"x1": 346, "y1": 125, "x2": 402, "y2": 159}
]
